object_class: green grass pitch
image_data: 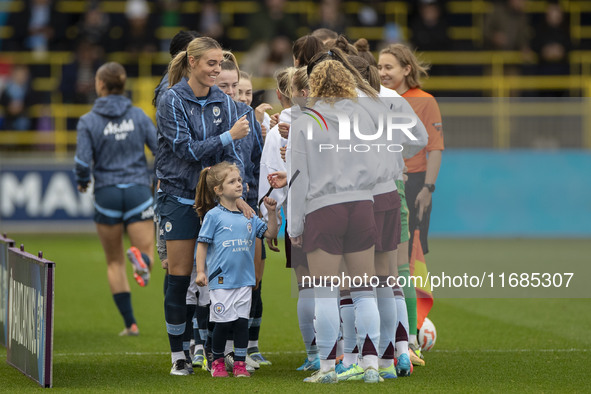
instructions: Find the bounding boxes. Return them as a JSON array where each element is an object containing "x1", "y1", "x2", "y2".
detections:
[{"x1": 1, "y1": 235, "x2": 590, "y2": 392}]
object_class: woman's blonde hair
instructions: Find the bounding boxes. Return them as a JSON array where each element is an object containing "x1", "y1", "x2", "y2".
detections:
[
  {"x1": 379, "y1": 44, "x2": 430, "y2": 89},
  {"x1": 292, "y1": 67, "x2": 309, "y2": 94},
  {"x1": 221, "y1": 50, "x2": 240, "y2": 79},
  {"x1": 309, "y1": 60, "x2": 357, "y2": 104},
  {"x1": 194, "y1": 162, "x2": 240, "y2": 218},
  {"x1": 168, "y1": 37, "x2": 222, "y2": 87},
  {"x1": 275, "y1": 67, "x2": 295, "y2": 103}
]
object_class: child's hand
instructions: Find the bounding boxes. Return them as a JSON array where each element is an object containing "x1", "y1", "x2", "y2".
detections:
[
  {"x1": 266, "y1": 237, "x2": 280, "y2": 252},
  {"x1": 196, "y1": 271, "x2": 208, "y2": 287},
  {"x1": 263, "y1": 197, "x2": 277, "y2": 211}
]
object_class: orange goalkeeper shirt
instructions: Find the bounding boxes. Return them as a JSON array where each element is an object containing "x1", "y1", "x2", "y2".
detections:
[{"x1": 402, "y1": 88, "x2": 444, "y2": 173}]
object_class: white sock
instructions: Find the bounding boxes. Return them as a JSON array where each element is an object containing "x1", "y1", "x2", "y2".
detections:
[
  {"x1": 394, "y1": 286, "x2": 409, "y2": 358},
  {"x1": 409, "y1": 334, "x2": 417, "y2": 348},
  {"x1": 225, "y1": 340, "x2": 234, "y2": 356},
  {"x1": 336, "y1": 338, "x2": 344, "y2": 359},
  {"x1": 378, "y1": 358, "x2": 393, "y2": 369},
  {"x1": 340, "y1": 293, "x2": 356, "y2": 356},
  {"x1": 376, "y1": 286, "x2": 397, "y2": 360},
  {"x1": 351, "y1": 290, "x2": 380, "y2": 360},
  {"x1": 171, "y1": 351, "x2": 185, "y2": 363},
  {"x1": 343, "y1": 352, "x2": 357, "y2": 368},
  {"x1": 313, "y1": 287, "x2": 340, "y2": 361},
  {"x1": 297, "y1": 288, "x2": 316, "y2": 355},
  {"x1": 248, "y1": 340, "x2": 259, "y2": 349},
  {"x1": 320, "y1": 359, "x2": 335, "y2": 373},
  {"x1": 360, "y1": 354, "x2": 378, "y2": 370}
]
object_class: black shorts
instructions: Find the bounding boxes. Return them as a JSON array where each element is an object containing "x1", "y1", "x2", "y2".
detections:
[
  {"x1": 157, "y1": 192, "x2": 201, "y2": 240},
  {"x1": 94, "y1": 184, "x2": 154, "y2": 225}
]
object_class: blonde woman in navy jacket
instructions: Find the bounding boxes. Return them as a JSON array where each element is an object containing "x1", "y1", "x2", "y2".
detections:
[{"x1": 155, "y1": 36, "x2": 253, "y2": 375}]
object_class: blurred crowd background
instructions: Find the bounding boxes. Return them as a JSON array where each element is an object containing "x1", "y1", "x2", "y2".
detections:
[{"x1": 0, "y1": 0, "x2": 589, "y2": 151}]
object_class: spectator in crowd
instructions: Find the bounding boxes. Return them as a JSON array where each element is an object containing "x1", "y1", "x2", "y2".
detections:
[
  {"x1": 60, "y1": 40, "x2": 104, "y2": 105},
  {"x1": 0, "y1": 65, "x2": 33, "y2": 131},
  {"x1": 198, "y1": 0, "x2": 225, "y2": 43},
  {"x1": 532, "y1": 1, "x2": 571, "y2": 76},
  {"x1": 124, "y1": 0, "x2": 158, "y2": 54},
  {"x1": 246, "y1": 0, "x2": 298, "y2": 49},
  {"x1": 311, "y1": 0, "x2": 347, "y2": 35},
  {"x1": 410, "y1": 0, "x2": 451, "y2": 51},
  {"x1": 484, "y1": 0, "x2": 531, "y2": 52},
  {"x1": 77, "y1": 4, "x2": 111, "y2": 50}
]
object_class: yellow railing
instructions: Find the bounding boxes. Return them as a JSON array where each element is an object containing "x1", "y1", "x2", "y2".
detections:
[{"x1": 2, "y1": 49, "x2": 591, "y2": 154}]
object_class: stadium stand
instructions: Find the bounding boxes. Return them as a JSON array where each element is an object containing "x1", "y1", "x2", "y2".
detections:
[{"x1": 1, "y1": 0, "x2": 591, "y2": 153}]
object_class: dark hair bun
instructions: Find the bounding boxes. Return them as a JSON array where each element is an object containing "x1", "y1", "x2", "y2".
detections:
[{"x1": 354, "y1": 38, "x2": 370, "y2": 53}]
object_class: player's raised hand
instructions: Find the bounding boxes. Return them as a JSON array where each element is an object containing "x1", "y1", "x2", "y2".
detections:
[
  {"x1": 268, "y1": 171, "x2": 287, "y2": 188},
  {"x1": 229, "y1": 115, "x2": 250, "y2": 140},
  {"x1": 255, "y1": 103, "x2": 273, "y2": 123},
  {"x1": 278, "y1": 122, "x2": 290, "y2": 139},
  {"x1": 270, "y1": 112, "x2": 280, "y2": 129}
]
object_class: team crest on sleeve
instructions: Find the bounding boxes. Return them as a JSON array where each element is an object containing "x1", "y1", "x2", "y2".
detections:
[
  {"x1": 213, "y1": 302, "x2": 225, "y2": 315},
  {"x1": 247, "y1": 222, "x2": 252, "y2": 233},
  {"x1": 213, "y1": 106, "x2": 221, "y2": 117}
]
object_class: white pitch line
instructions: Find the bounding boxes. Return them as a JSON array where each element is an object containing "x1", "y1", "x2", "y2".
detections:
[
  {"x1": 52, "y1": 350, "x2": 306, "y2": 357},
  {"x1": 51, "y1": 349, "x2": 589, "y2": 357}
]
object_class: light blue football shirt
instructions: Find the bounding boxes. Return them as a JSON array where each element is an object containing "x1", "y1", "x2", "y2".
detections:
[{"x1": 198, "y1": 205, "x2": 267, "y2": 290}]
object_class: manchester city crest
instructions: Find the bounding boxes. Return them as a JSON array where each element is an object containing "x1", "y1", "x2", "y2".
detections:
[
  {"x1": 247, "y1": 222, "x2": 252, "y2": 233},
  {"x1": 213, "y1": 106, "x2": 221, "y2": 117},
  {"x1": 214, "y1": 302, "x2": 225, "y2": 314}
]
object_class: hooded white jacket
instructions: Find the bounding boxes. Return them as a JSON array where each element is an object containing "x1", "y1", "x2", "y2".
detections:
[
  {"x1": 258, "y1": 107, "x2": 291, "y2": 223},
  {"x1": 287, "y1": 99, "x2": 381, "y2": 238}
]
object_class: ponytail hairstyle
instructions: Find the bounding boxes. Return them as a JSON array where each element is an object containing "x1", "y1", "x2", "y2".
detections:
[
  {"x1": 292, "y1": 35, "x2": 325, "y2": 67},
  {"x1": 221, "y1": 50, "x2": 240, "y2": 80},
  {"x1": 347, "y1": 55, "x2": 380, "y2": 92},
  {"x1": 326, "y1": 35, "x2": 359, "y2": 56},
  {"x1": 195, "y1": 162, "x2": 240, "y2": 218},
  {"x1": 292, "y1": 66, "x2": 309, "y2": 95},
  {"x1": 309, "y1": 60, "x2": 357, "y2": 105},
  {"x1": 168, "y1": 36, "x2": 222, "y2": 87},
  {"x1": 379, "y1": 43, "x2": 430, "y2": 89},
  {"x1": 275, "y1": 67, "x2": 296, "y2": 105},
  {"x1": 353, "y1": 38, "x2": 377, "y2": 67},
  {"x1": 96, "y1": 62, "x2": 127, "y2": 95},
  {"x1": 307, "y1": 47, "x2": 378, "y2": 98}
]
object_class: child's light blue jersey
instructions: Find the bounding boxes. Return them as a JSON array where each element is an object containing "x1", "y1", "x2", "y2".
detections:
[{"x1": 198, "y1": 205, "x2": 267, "y2": 290}]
